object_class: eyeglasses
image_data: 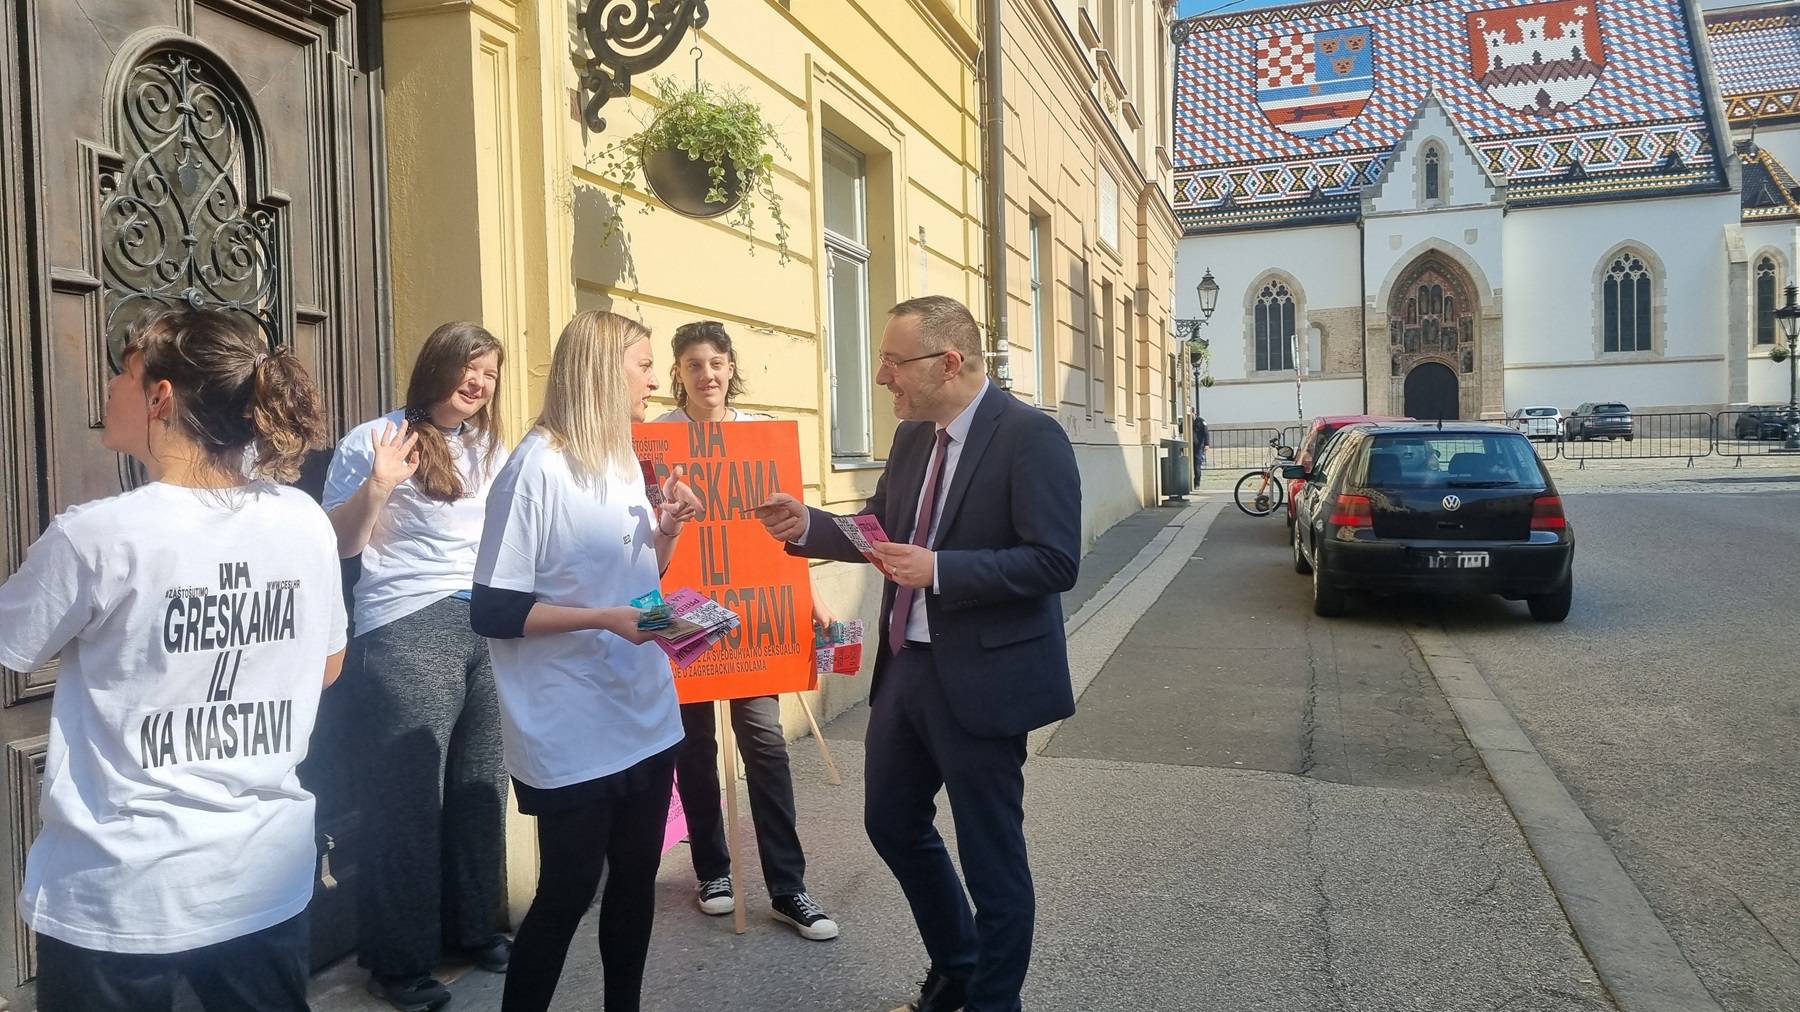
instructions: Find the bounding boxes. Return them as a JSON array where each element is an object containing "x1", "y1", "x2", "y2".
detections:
[{"x1": 877, "y1": 350, "x2": 950, "y2": 369}]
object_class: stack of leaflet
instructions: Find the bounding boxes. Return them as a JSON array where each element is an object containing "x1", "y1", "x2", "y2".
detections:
[{"x1": 632, "y1": 588, "x2": 740, "y2": 668}]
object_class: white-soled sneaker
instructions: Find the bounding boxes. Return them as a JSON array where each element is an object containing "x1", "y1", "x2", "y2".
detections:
[
  {"x1": 771, "y1": 892, "x2": 840, "y2": 941},
  {"x1": 697, "y1": 875, "x2": 735, "y2": 916}
]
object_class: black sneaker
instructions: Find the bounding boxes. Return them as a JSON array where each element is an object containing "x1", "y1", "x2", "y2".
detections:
[
  {"x1": 366, "y1": 974, "x2": 452, "y2": 1012},
  {"x1": 771, "y1": 891, "x2": 839, "y2": 941},
  {"x1": 465, "y1": 933, "x2": 511, "y2": 973},
  {"x1": 697, "y1": 875, "x2": 734, "y2": 915},
  {"x1": 889, "y1": 965, "x2": 966, "y2": 1012}
]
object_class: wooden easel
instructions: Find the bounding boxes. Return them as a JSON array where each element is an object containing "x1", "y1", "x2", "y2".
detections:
[{"x1": 712, "y1": 691, "x2": 842, "y2": 934}]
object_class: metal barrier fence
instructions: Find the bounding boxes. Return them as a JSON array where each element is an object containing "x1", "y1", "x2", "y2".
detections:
[
  {"x1": 1716, "y1": 409, "x2": 1798, "y2": 460},
  {"x1": 1200, "y1": 427, "x2": 1284, "y2": 471},
  {"x1": 1557, "y1": 410, "x2": 1714, "y2": 464},
  {"x1": 1204, "y1": 412, "x2": 1798, "y2": 473}
]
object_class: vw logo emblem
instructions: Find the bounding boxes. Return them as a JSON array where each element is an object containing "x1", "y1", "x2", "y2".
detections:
[{"x1": 1442, "y1": 495, "x2": 1463, "y2": 512}]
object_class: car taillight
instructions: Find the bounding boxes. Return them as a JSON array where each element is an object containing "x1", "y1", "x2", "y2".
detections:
[
  {"x1": 1329, "y1": 494, "x2": 1372, "y2": 528},
  {"x1": 1531, "y1": 495, "x2": 1567, "y2": 531}
]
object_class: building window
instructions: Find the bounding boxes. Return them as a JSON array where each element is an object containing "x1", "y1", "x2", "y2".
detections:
[
  {"x1": 1030, "y1": 214, "x2": 1050, "y2": 404},
  {"x1": 1424, "y1": 146, "x2": 1442, "y2": 202},
  {"x1": 1253, "y1": 280, "x2": 1297, "y2": 372},
  {"x1": 1101, "y1": 279, "x2": 1116, "y2": 417},
  {"x1": 822, "y1": 132, "x2": 873, "y2": 458},
  {"x1": 1602, "y1": 251, "x2": 1653, "y2": 353},
  {"x1": 1756, "y1": 255, "x2": 1780, "y2": 346}
]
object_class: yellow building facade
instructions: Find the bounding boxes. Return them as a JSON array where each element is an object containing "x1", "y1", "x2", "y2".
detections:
[{"x1": 379, "y1": 0, "x2": 1177, "y2": 909}]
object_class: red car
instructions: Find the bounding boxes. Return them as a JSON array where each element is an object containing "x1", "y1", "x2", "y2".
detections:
[{"x1": 1287, "y1": 415, "x2": 1404, "y2": 526}]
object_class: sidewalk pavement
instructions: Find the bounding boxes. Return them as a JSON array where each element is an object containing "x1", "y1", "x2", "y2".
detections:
[{"x1": 313, "y1": 500, "x2": 1614, "y2": 1012}]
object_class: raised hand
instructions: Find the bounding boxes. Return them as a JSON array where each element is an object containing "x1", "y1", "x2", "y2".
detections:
[
  {"x1": 657, "y1": 464, "x2": 702, "y2": 535},
  {"x1": 369, "y1": 421, "x2": 419, "y2": 493},
  {"x1": 753, "y1": 492, "x2": 808, "y2": 542}
]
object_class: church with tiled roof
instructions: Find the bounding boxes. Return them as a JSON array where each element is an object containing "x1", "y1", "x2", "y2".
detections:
[{"x1": 1171, "y1": 0, "x2": 1798, "y2": 425}]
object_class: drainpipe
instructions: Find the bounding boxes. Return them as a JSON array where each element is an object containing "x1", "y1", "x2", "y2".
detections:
[
  {"x1": 982, "y1": 0, "x2": 1012, "y2": 388},
  {"x1": 1359, "y1": 216, "x2": 1369, "y2": 413}
]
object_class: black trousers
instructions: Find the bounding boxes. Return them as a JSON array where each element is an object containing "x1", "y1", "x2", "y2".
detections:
[
  {"x1": 501, "y1": 756, "x2": 675, "y2": 1012},
  {"x1": 675, "y1": 696, "x2": 807, "y2": 896},
  {"x1": 864, "y1": 647, "x2": 1033, "y2": 1012},
  {"x1": 36, "y1": 912, "x2": 309, "y2": 1012},
  {"x1": 349, "y1": 597, "x2": 507, "y2": 979}
]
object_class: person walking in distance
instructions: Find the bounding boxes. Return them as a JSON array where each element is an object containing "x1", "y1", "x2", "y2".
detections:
[
  {"x1": 754, "y1": 296, "x2": 1081, "y2": 1012},
  {"x1": 0, "y1": 309, "x2": 346, "y2": 1011},
  {"x1": 470, "y1": 311, "x2": 701, "y2": 1012},
  {"x1": 656, "y1": 320, "x2": 839, "y2": 941},
  {"x1": 324, "y1": 322, "x2": 512, "y2": 1011}
]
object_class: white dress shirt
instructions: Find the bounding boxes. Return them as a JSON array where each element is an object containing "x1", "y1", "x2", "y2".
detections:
[{"x1": 904, "y1": 379, "x2": 988, "y2": 641}]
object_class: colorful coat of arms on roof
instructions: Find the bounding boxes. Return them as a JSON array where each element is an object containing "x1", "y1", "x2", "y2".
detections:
[
  {"x1": 1254, "y1": 26, "x2": 1375, "y2": 138},
  {"x1": 1467, "y1": 0, "x2": 1607, "y2": 116}
]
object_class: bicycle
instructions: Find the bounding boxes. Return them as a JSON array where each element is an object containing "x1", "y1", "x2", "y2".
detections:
[{"x1": 1233, "y1": 436, "x2": 1294, "y2": 517}]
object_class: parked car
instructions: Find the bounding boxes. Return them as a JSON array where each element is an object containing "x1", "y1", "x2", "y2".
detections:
[
  {"x1": 1733, "y1": 406, "x2": 1794, "y2": 441},
  {"x1": 1285, "y1": 414, "x2": 1403, "y2": 527},
  {"x1": 1507, "y1": 405, "x2": 1562, "y2": 441},
  {"x1": 1564, "y1": 402, "x2": 1633, "y2": 441},
  {"x1": 1286, "y1": 422, "x2": 1574, "y2": 622}
]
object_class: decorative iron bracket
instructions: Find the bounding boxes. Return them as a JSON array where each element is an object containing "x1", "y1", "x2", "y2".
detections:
[{"x1": 574, "y1": 0, "x2": 711, "y2": 133}]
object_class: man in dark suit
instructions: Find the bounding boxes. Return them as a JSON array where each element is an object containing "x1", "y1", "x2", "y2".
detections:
[{"x1": 755, "y1": 296, "x2": 1080, "y2": 1012}]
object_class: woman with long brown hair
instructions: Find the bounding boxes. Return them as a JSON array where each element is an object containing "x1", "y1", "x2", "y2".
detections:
[
  {"x1": 323, "y1": 321, "x2": 511, "y2": 1011},
  {"x1": 470, "y1": 310, "x2": 700, "y2": 1012},
  {"x1": 0, "y1": 308, "x2": 344, "y2": 1010}
]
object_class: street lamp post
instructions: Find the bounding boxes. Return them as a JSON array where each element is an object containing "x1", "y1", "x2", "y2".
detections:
[
  {"x1": 1177, "y1": 269, "x2": 1221, "y2": 420},
  {"x1": 1776, "y1": 284, "x2": 1800, "y2": 450}
]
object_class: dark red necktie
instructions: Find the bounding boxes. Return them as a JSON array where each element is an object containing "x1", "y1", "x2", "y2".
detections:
[{"x1": 888, "y1": 428, "x2": 951, "y2": 654}]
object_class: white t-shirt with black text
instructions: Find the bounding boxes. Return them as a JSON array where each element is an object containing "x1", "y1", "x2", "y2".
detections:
[
  {"x1": 474, "y1": 431, "x2": 682, "y2": 790},
  {"x1": 0, "y1": 482, "x2": 346, "y2": 954},
  {"x1": 324, "y1": 410, "x2": 500, "y2": 634}
]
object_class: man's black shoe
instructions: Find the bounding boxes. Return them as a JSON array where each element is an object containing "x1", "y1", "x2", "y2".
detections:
[
  {"x1": 465, "y1": 933, "x2": 512, "y2": 973},
  {"x1": 889, "y1": 965, "x2": 966, "y2": 1012},
  {"x1": 366, "y1": 974, "x2": 452, "y2": 1012}
]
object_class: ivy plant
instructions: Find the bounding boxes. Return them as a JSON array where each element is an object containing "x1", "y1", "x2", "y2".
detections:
[{"x1": 593, "y1": 76, "x2": 792, "y2": 263}]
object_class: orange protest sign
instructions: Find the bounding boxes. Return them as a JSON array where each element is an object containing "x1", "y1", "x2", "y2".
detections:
[{"x1": 632, "y1": 421, "x2": 815, "y2": 704}]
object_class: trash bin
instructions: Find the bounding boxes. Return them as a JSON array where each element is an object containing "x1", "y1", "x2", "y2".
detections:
[{"x1": 1159, "y1": 439, "x2": 1192, "y2": 500}]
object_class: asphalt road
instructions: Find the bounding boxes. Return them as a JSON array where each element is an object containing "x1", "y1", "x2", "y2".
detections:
[{"x1": 1387, "y1": 491, "x2": 1800, "y2": 1012}]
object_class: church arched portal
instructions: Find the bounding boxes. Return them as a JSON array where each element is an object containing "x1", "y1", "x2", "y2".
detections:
[
  {"x1": 1386, "y1": 253, "x2": 1481, "y2": 419},
  {"x1": 1404, "y1": 362, "x2": 1460, "y2": 420}
]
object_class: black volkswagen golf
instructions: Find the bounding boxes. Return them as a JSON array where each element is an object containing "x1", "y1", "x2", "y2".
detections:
[{"x1": 1286, "y1": 422, "x2": 1574, "y2": 622}]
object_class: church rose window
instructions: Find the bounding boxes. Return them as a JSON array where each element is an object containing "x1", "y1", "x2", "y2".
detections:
[
  {"x1": 1602, "y1": 252, "x2": 1653, "y2": 353},
  {"x1": 1254, "y1": 280, "x2": 1296, "y2": 372},
  {"x1": 1755, "y1": 256, "x2": 1778, "y2": 347}
]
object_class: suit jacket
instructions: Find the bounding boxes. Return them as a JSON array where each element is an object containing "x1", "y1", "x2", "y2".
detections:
[{"x1": 792, "y1": 383, "x2": 1081, "y2": 738}]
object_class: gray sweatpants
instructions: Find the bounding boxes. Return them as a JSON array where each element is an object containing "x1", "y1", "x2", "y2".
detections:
[{"x1": 347, "y1": 596, "x2": 506, "y2": 979}]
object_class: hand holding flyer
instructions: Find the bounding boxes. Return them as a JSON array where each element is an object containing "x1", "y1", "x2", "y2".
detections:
[{"x1": 832, "y1": 515, "x2": 897, "y2": 578}]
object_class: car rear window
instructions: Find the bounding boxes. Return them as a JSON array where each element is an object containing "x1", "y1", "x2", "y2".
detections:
[
  {"x1": 1523, "y1": 407, "x2": 1557, "y2": 417},
  {"x1": 1359, "y1": 434, "x2": 1545, "y2": 489},
  {"x1": 1594, "y1": 403, "x2": 1629, "y2": 414}
]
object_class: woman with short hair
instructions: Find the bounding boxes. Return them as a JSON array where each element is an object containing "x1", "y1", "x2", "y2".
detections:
[
  {"x1": 0, "y1": 308, "x2": 345, "y2": 1011},
  {"x1": 471, "y1": 310, "x2": 701, "y2": 1012},
  {"x1": 324, "y1": 321, "x2": 511, "y2": 1011}
]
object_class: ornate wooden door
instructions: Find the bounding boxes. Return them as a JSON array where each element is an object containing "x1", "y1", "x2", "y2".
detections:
[{"x1": 0, "y1": 1, "x2": 389, "y2": 1002}]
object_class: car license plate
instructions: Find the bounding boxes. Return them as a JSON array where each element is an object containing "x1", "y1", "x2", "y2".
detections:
[{"x1": 1422, "y1": 551, "x2": 1489, "y2": 570}]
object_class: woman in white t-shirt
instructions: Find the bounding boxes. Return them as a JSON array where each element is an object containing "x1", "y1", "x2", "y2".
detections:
[
  {"x1": 0, "y1": 309, "x2": 346, "y2": 1011},
  {"x1": 654, "y1": 321, "x2": 840, "y2": 940},
  {"x1": 470, "y1": 310, "x2": 701, "y2": 1012},
  {"x1": 322, "y1": 321, "x2": 511, "y2": 1010}
]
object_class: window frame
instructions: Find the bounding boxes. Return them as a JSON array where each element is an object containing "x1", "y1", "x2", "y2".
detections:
[
  {"x1": 1251, "y1": 278, "x2": 1299, "y2": 374},
  {"x1": 1755, "y1": 253, "x2": 1783, "y2": 347},
  {"x1": 822, "y1": 132, "x2": 875, "y2": 460},
  {"x1": 1591, "y1": 244, "x2": 1665, "y2": 359}
]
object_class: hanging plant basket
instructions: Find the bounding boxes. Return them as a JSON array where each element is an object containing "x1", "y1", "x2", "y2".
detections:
[
  {"x1": 641, "y1": 143, "x2": 743, "y2": 219},
  {"x1": 1772, "y1": 344, "x2": 1792, "y2": 364},
  {"x1": 592, "y1": 76, "x2": 791, "y2": 261}
]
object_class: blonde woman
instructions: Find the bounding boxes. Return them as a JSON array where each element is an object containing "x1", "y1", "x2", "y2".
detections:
[
  {"x1": 323, "y1": 322, "x2": 510, "y2": 1010},
  {"x1": 470, "y1": 311, "x2": 700, "y2": 1012},
  {"x1": 657, "y1": 321, "x2": 839, "y2": 940}
]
